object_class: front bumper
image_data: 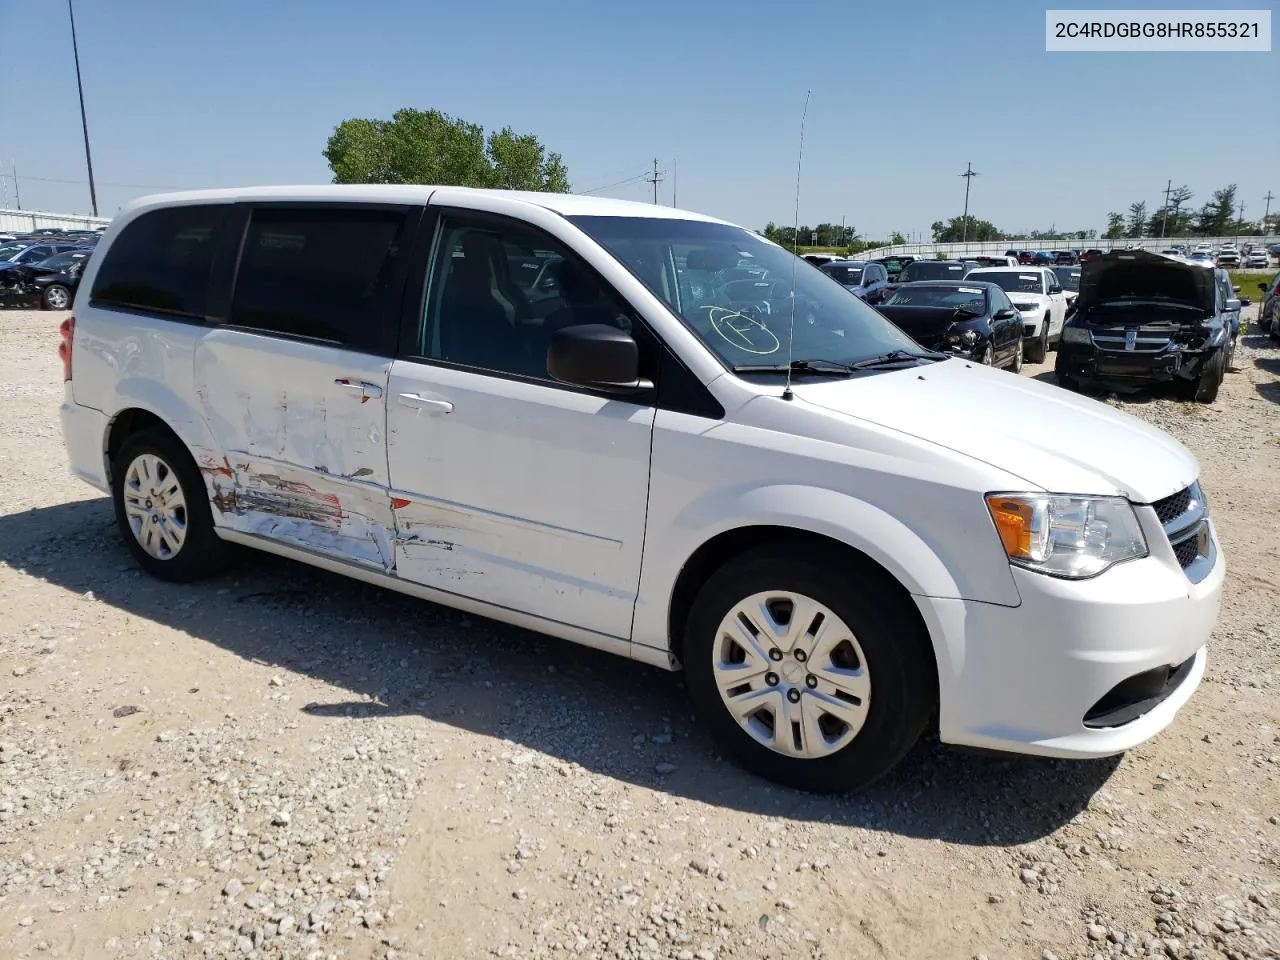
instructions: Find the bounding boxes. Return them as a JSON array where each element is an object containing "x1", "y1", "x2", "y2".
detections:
[
  {"x1": 917, "y1": 504, "x2": 1223, "y2": 759},
  {"x1": 1056, "y1": 337, "x2": 1208, "y2": 385},
  {"x1": 1018, "y1": 309, "x2": 1046, "y2": 339}
]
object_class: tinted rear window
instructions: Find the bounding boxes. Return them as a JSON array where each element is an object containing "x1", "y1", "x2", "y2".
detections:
[
  {"x1": 228, "y1": 207, "x2": 406, "y2": 352},
  {"x1": 90, "y1": 205, "x2": 226, "y2": 318}
]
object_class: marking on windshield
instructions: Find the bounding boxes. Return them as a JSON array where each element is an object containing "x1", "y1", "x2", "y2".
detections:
[{"x1": 705, "y1": 307, "x2": 782, "y2": 355}]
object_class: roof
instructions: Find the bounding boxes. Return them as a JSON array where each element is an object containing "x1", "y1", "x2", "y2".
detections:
[
  {"x1": 115, "y1": 184, "x2": 733, "y2": 225},
  {"x1": 964, "y1": 265, "x2": 1049, "y2": 273}
]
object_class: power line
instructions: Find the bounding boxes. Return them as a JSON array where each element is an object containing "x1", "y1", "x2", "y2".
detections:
[
  {"x1": 579, "y1": 171, "x2": 650, "y2": 195},
  {"x1": 19, "y1": 173, "x2": 195, "y2": 190}
]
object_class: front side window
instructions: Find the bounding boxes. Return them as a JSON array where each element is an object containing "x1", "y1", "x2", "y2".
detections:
[
  {"x1": 569, "y1": 216, "x2": 923, "y2": 371},
  {"x1": 91, "y1": 205, "x2": 226, "y2": 318},
  {"x1": 230, "y1": 207, "x2": 405, "y2": 351},
  {"x1": 421, "y1": 214, "x2": 638, "y2": 380}
]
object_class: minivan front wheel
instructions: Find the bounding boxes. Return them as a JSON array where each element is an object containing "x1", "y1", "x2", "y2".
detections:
[
  {"x1": 683, "y1": 546, "x2": 934, "y2": 792},
  {"x1": 112, "y1": 428, "x2": 233, "y2": 582}
]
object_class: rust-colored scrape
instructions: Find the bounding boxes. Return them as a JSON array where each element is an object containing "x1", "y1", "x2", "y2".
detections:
[
  {"x1": 211, "y1": 486, "x2": 237, "y2": 513},
  {"x1": 199, "y1": 456, "x2": 235, "y2": 479}
]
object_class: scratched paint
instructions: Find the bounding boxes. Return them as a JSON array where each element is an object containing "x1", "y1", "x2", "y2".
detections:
[{"x1": 192, "y1": 330, "x2": 397, "y2": 571}]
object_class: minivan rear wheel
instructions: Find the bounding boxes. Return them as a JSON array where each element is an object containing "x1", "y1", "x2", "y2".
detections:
[
  {"x1": 683, "y1": 545, "x2": 934, "y2": 792},
  {"x1": 112, "y1": 428, "x2": 233, "y2": 582}
]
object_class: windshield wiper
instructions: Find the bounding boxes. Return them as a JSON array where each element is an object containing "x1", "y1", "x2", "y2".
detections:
[
  {"x1": 849, "y1": 349, "x2": 945, "y2": 369},
  {"x1": 732, "y1": 358, "x2": 858, "y2": 376}
]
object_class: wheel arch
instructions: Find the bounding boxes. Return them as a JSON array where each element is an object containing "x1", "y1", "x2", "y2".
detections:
[
  {"x1": 664, "y1": 524, "x2": 942, "y2": 715},
  {"x1": 101, "y1": 384, "x2": 220, "y2": 490}
]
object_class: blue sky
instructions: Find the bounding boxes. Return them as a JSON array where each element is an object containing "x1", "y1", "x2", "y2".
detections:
[{"x1": 1, "y1": 0, "x2": 1275, "y2": 238}]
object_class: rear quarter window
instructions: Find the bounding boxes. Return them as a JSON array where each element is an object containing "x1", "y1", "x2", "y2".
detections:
[{"x1": 90, "y1": 205, "x2": 227, "y2": 318}]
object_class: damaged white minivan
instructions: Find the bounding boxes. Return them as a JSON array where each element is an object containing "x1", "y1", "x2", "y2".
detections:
[{"x1": 59, "y1": 186, "x2": 1224, "y2": 791}]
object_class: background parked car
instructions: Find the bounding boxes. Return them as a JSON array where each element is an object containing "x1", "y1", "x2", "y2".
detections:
[
  {"x1": 1056, "y1": 252, "x2": 1240, "y2": 403},
  {"x1": 1244, "y1": 250, "x2": 1270, "y2": 268},
  {"x1": 1257, "y1": 272, "x2": 1280, "y2": 339},
  {"x1": 875, "y1": 280, "x2": 1024, "y2": 371},
  {"x1": 963, "y1": 266, "x2": 1069, "y2": 363},
  {"x1": 818, "y1": 259, "x2": 891, "y2": 303},
  {"x1": 31, "y1": 250, "x2": 92, "y2": 310}
]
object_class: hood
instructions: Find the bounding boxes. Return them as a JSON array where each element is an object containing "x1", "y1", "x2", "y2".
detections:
[
  {"x1": 791, "y1": 359, "x2": 1197, "y2": 502},
  {"x1": 1077, "y1": 250, "x2": 1215, "y2": 315},
  {"x1": 876, "y1": 304, "x2": 975, "y2": 345}
]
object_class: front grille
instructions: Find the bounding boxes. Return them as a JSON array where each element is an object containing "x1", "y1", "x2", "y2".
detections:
[
  {"x1": 1173, "y1": 537, "x2": 1199, "y2": 568},
  {"x1": 1144, "y1": 482, "x2": 1214, "y2": 583},
  {"x1": 1152, "y1": 487, "x2": 1192, "y2": 525}
]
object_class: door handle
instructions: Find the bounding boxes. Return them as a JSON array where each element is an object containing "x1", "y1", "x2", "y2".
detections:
[
  {"x1": 335, "y1": 378, "x2": 383, "y2": 401},
  {"x1": 397, "y1": 392, "x2": 454, "y2": 414}
]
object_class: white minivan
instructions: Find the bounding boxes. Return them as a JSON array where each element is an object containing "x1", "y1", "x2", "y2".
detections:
[{"x1": 58, "y1": 186, "x2": 1224, "y2": 792}]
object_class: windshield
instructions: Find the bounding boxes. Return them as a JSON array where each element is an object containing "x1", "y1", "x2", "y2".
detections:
[
  {"x1": 568, "y1": 216, "x2": 924, "y2": 370},
  {"x1": 820, "y1": 263, "x2": 864, "y2": 285},
  {"x1": 967, "y1": 271, "x2": 1045, "y2": 294},
  {"x1": 883, "y1": 284, "x2": 988, "y2": 312},
  {"x1": 900, "y1": 261, "x2": 968, "y2": 282},
  {"x1": 0, "y1": 244, "x2": 30, "y2": 262},
  {"x1": 1051, "y1": 267, "x2": 1081, "y2": 291}
]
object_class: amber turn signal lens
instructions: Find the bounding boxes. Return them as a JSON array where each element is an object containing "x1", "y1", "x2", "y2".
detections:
[{"x1": 986, "y1": 495, "x2": 1038, "y2": 559}]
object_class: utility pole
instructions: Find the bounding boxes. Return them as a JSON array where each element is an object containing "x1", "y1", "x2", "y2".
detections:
[
  {"x1": 11, "y1": 162, "x2": 20, "y2": 210},
  {"x1": 1263, "y1": 190, "x2": 1275, "y2": 236},
  {"x1": 68, "y1": 0, "x2": 98, "y2": 216},
  {"x1": 646, "y1": 158, "x2": 664, "y2": 205},
  {"x1": 1160, "y1": 179, "x2": 1172, "y2": 238},
  {"x1": 672, "y1": 158, "x2": 677, "y2": 207},
  {"x1": 959, "y1": 162, "x2": 978, "y2": 243}
]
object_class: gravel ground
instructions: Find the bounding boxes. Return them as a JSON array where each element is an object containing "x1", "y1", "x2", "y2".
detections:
[{"x1": 0, "y1": 305, "x2": 1277, "y2": 960}]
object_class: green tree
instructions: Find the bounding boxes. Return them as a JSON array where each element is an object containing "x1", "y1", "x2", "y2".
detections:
[
  {"x1": 323, "y1": 107, "x2": 570, "y2": 192},
  {"x1": 930, "y1": 215, "x2": 1002, "y2": 242},
  {"x1": 1126, "y1": 201, "x2": 1148, "y2": 239},
  {"x1": 889, "y1": 231, "x2": 906, "y2": 244},
  {"x1": 1103, "y1": 211, "x2": 1125, "y2": 240},
  {"x1": 1194, "y1": 184, "x2": 1236, "y2": 236}
]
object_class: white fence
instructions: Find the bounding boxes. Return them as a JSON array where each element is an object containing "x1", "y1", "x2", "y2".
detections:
[
  {"x1": 0, "y1": 207, "x2": 111, "y2": 233},
  {"x1": 858, "y1": 235, "x2": 1280, "y2": 259}
]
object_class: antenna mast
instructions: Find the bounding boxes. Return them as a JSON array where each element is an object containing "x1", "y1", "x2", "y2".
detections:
[{"x1": 781, "y1": 89, "x2": 812, "y2": 402}]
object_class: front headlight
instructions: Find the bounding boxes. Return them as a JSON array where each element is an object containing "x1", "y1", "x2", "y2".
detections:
[
  {"x1": 948, "y1": 329, "x2": 979, "y2": 347},
  {"x1": 1061, "y1": 325, "x2": 1091, "y2": 345},
  {"x1": 1013, "y1": 302, "x2": 1042, "y2": 313},
  {"x1": 984, "y1": 493, "x2": 1148, "y2": 579}
]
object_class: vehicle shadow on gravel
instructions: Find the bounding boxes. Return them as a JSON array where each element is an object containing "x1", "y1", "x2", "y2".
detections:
[{"x1": 0, "y1": 498, "x2": 1119, "y2": 846}]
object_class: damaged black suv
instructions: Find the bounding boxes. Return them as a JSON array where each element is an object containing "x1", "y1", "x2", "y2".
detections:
[{"x1": 1054, "y1": 251, "x2": 1241, "y2": 403}]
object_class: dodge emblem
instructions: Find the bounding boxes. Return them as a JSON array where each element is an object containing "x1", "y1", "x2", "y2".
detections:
[{"x1": 1124, "y1": 329, "x2": 1137, "y2": 351}]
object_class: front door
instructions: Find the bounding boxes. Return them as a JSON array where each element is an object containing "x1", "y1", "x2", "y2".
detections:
[
  {"x1": 385, "y1": 210, "x2": 656, "y2": 639},
  {"x1": 193, "y1": 203, "x2": 415, "y2": 570}
]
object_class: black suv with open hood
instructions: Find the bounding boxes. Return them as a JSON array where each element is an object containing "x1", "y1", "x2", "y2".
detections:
[{"x1": 1054, "y1": 251, "x2": 1240, "y2": 403}]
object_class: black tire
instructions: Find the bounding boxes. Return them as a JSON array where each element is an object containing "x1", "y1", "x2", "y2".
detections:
[
  {"x1": 41, "y1": 284, "x2": 71, "y2": 311},
  {"x1": 1055, "y1": 372, "x2": 1080, "y2": 391},
  {"x1": 1024, "y1": 325, "x2": 1048, "y2": 364},
  {"x1": 1180, "y1": 349, "x2": 1225, "y2": 404},
  {"x1": 979, "y1": 343, "x2": 994, "y2": 365},
  {"x1": 683, "y1": 544, "x2": 935, "y2": 793},
  {"x1": 111, "y1": 427, "x2": 234, "y2": 582},
  {"x1": 1008, "y1": 339, "x2": 1024, "y2": 373}
]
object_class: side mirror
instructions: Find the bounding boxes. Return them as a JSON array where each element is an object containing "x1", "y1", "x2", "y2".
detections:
[
  {"x1": 993, "y1": 307, "x2": 1017, "y2": 320},
  {"x1": 1225, "y1": 298, "x2": 1242, "y2": 312},
  {"x1": 548, "y1": 324, "x2": 648, "y2": 392}
]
